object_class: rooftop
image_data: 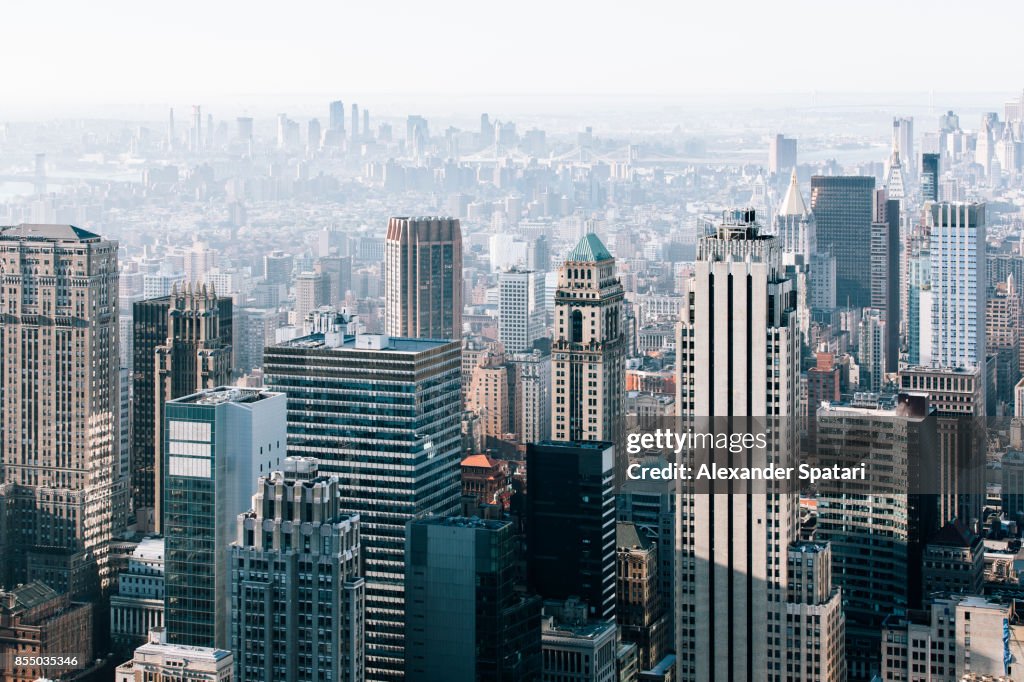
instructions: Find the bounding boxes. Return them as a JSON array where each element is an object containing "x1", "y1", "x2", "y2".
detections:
[
  {"x1": 171, "y1": 386, "x2": 280, "y2": 406},
  {"x1": 275, "y1": 333, "x2": 455, "y2": 353},
  {"x1": 462, "y1": 453, "x2": 502, "y2": 469},
  {"x1": 0, "y1": 581, "x2": 59, "y2": 613},
  {"x1": 565, "y1": 232, "x2": 613, "y2": 263},
  {"x1": 616, "y1": 521, "x2": 652, "y2": 551},
  {"x1": 0, "y1": 223, "x2": 103, "y2": 242},
  {"x1": 778, "y1": 169, "x2": 810, "y2": 217},
  {"x1": 412, "y1": 515, "x2": 510, "y2": 531}
]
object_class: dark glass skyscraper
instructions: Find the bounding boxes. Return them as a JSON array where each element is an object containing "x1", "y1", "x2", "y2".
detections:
[
  {"x1": 920, "y1": 152, "x2": 940, "y2": 202},
  {"x1": 810, "y1": 175, "x2": 876, "y2": 309},
  {"x1": 525, "y1": 440, "x2": 615, "y2": 622},
  {"x1": 405, "y1": 516, "x2": 541, "y2": 682}
]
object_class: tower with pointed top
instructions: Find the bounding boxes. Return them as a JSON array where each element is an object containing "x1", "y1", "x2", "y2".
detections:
[
  {"x1": 131, "y1": 288, "x2": 233, "y2": 532},
  {"x1": 551, "y1": 233, "x2": 626, "y2": 483}
]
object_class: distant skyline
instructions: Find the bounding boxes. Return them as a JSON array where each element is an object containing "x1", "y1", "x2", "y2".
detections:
[{"x1": 3, "y1": 0, "x2": 1024, "y2": 119}]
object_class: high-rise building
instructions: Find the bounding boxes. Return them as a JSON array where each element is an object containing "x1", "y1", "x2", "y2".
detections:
[
  {"x1": 810, "y1": 175, "x2": 875, "y2": 308},
  {"x1": 774, "y1": 169, "x2": 816, "y2": 258},
  {"x1": 987, "y1": 275, "x2": 1021, "y2": 412},
  {"x1": 133, "y1": 286, "x2": 233, "y2": 531},
  {"x1": 0, "y1": 224, "x2": 119, "y2": 598},
  {"x1": 526, "y1": 440, "x2": 615, "y2": 622},
  {"x1": 920, "y1": 520, "x2": 985, "y2": 599},
  {"x1": 163, "y1": 387, "x2": 286, "y2": 649},
  {"x1": 616, "y1": 522, "x2": 668, "y2": 671},
  {"x1": 921, "y1": 152, "x2": 940, "y2": 202},
  {"x1": 307, "y1": 118, "x2": 321, "y2": 151},
  {"x1": 674, "y1": 209, "x2": 800, "y2": 681},
  {"x1": 115, "y1": 627, "x2": 234, "y2": 682},
  {"x1": 351, "y1": 103, "x2": 360, "y2": 141},
  {"x1": 230, "y1": 458, "x2": 365, "y2": 682},
  {"x1": 815, "y1": 392, "x2": 938, "y2": 679},
  {"x1": 921, "y1": 202, "x2": 986, "y2": 372},
  {"x1": 783, "y1": 543, "x2": 845, "y2": 682},
  {"x1": 294, "y1": 271, "x2": 329, "y2": 322},
  {"x1": 330, "y1": 100, "x2": 345, "y2": 131},
  {"x1": 498, "y1": 268, "x2": 546, "y2": 353},
  {"x1": 467, "y1": 349, "x2": 512, "y2": 441},
  {"x1": 857, "y1": 308, "x2": 887, "y2": 391},
  {"x1": 768, "y1": 134, "x2": 797, "y2": 175},
  {"x1": 508, "y1": 348, "x2": 552, "y2": 446},
  {"x1": 404, "y1": 516, "x2": 542, "y2": 682},
  {"x1": 264, "y1": 332, "x2": 462, "y2": 681},
  {"x1": 871, "y1": 189, "x2": 900, "y2": 373},
  {"x1": 893, "y1": 116, "x2": 915, "y2": 179},
  {"x1": 539, "y1": 598, "x2": 618, "y2": 682},
  {"x1": 316, "y1": 255, "x2": 354, "y2": 307},
  {"x1": 264, "y1": 250, "x2": 293, "y2": 286},
  {"x1": 551, "y1": 234, "x2": 626, "y2": 483},
  {"x1": 384, "y1": 217, "x2": 463, "y2": 340}
]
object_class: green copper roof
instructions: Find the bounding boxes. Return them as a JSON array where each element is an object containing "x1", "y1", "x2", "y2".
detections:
[{"x1": 566, "y1": 232, "x2": 613, "y2": 262}]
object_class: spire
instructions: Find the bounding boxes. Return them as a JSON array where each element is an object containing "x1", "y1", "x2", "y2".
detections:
[{"x1": 777, "y1": 169, "x2": 809, "y2": 216}]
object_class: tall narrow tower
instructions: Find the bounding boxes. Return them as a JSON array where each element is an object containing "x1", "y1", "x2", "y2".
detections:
[
  {"x1": 384, "y1": 216, "x2": 463, "y2": 340},
  {"x1": 550, "y1": 233, "x2": 626, "y2": 482},
  {"x1": 0, "y1": 224, "x2": 119, "y2": 598},
  {"x1": 674, "y1": 209, "x2": 800, "y2": 681}
]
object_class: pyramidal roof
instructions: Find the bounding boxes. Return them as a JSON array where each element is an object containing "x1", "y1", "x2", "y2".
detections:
[
  {"x1": 777, "y1": 169, "x2": 809, "y2": 217},
  {"x1": 566, "y1": 232, "x2": 613, "y2": 262}
]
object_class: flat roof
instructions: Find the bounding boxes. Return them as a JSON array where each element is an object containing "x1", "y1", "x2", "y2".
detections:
[
  {"x1": 0, "y1": 223, "x2": 102, "y2": 241},
  {"x1": 274, "y1": 333, "x2": 455, "y2": 353},
  {"x1": 170, "y1": 386, "x2": 281, "y2": 405}
]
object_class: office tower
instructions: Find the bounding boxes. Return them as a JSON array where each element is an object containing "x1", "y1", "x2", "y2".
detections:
[
  {"x1": 316, "y1": 254, "x2": 354, "y2": 306},
  {"x1": 264, "y1": 250, "x2": 294, "y2": 286},
  {"x1": 528, "y1": 234, "x2": 550, "y2": 271},
  {"x1": 480, "y1": 113, "x2": 495, "y2": 146},
  {"x1": 307, "y1": 118, "x2": 321, "y2": 150},
  {"x1": 498, "y1": 268, "x2": 546, "y2": 353},
  {"x1": 921, "y1": 202, "x2": 986, "y2": 372},
  {"x1": 0, "y1": 582, "x2": 93, "y2": 681},
  {"x1": 131, "y1": 291, "x2": 227, "y2": 522},
  {"x1": 115, "y1": 628, "x2": 234, "y2": 682},
  {"x1": 893, "y1": 116, "x2": 915, "y2": 179},
  {"x1": 526, "y1": 441, "x2": 615, "y2": 621},
  {"x1": 810, "y1": 175, "x2": 875, "y2": 308},
  {"x1": 987, "y1": 275, "x2": 1021, "y2": 411},
  {"x1": 184, "y1": 240, "x2": 216, "y2": 286},
  {"x1": 551, "y1": 234, "x2": 626, "y2": 482},
  {"x1": 768, "y1": 133, "x2": 797, "y2": 174},
  {"x1": 880, "y1": 596, "x2": 1021, "y2": 681},
  {"x1": 407, "y1": 115, "x2": 429, "y2": 157},
  {"x1": 264, "y1": 332, "x2": 462, "y2": 681},
  {"x1": 230, "y1": 458, "x2": 365, "y2": 682},
  {"x1": 884, "y1": 148, "x2": 908, "y2": 204},
  {"x1": 363, "y1": 109, "x2": 369, "y2": 139},
  {"x1": 815, "y1": 392, "x2": 938, "y2": 679},
  {"x1": 539, "y1": 599, "x2": 618, "y2": 682},
  {"x1": 168, "y1": 107, "x2": 175, "y2": 149},
  {"x1": 920, "y1": 520, "x2": 984, "y2": 598},
  {"x1": 466, "y1": 350, "x2": 512, "y2": 440},
  {"x1": 921, "y1": 152, "x2": 940, "y2": 202},
  {"x1": 110, "y1": 537, "x2": 165, "y2": 656},
  {"x1": 616, "y1": 522, "x2": 668, "y2": 671},
  {"x1": 774, "y1": 169, "x2": 816, "y2": 257},
  {"x1": 404, "y1": 516, "x2": 542, "y2": 682},
  {"x1": 871, "y1": 189, "x2": 901, "y2": 373},
  {"x1": 351, "y1": 103, "x2": 359, "y2": 141},
  {"x1": 806, "y1": 350, "x2": 841, "y2": 448},
  {"x1": 898, "y1": 365, "x2": 985, "y2": 524},
  {"x1": 674, "y1": 209, "x2": 799, "y2": 681},
  {"x1": 508, "y1": 348, "x2": 552, "y2": 446},
  {"x1": 191, "y1": 105, "x2": 202, "y2": 152},
  {"x1": 236, "y1": 116, "x2": 253, "y2": 141},
  {"x1": 0, "y1": 224, "x2": 119, "y2": 598},
  {"x1": 148, "y1": 286, "x2": 234, "y2": 531},
  {"x1": 384, "y1": 216, "x2": 463, "y2": 340},
  {"x1": 330, "y1": 100, "x2": 345, "y2": 131},
  {"x1": 906, "y1": 230, "x2": 931, "y2": 364},
  {"x1": 162, "y1": 387, "x2": 286, "y2": 649},
  {"x1": 294, "y1": 271, "x2": 328, "y2": 322},
  {"x1": 783, "y1": 543, "x2": 845, "y2": 682},
  {"x1": 1003, "y1": 450, "x2": 1024, "y2": 521},
  {"x1": 857, "y1": 308, "x2": 887, "y2": 391}
]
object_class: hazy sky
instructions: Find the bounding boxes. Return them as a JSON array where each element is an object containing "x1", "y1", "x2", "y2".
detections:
[{"x1": 3, "y1": 0, "x2": 1022, "y2": 116}]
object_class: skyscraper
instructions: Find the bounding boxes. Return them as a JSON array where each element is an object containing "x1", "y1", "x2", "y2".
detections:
[
  {"x1": 526, "y1": 441, "x2": 616, "y2": 622},
  {"x1": 0, "y1": 224, "x2": 119, "y2": 598},
  {"x1": 404, "y1": 516, "x2": 542, "y2": 682},
  {"x1": 616, "y1": 522, "x2": 669, "y2": 671},
  {"x1": 551, "y1": 234, "x2": 626, "y2": 483},
  {"x1": 921, "y1": 202, "x2": 986, "y2": 372},
  {"x1": 920, "y1": 152, "x2": 940, "y2": 202},
  {"x1": 162, "y1": 387, "x2": 286, "y2": 649},
  {"x1": 783, "y1": 543, "x2": 846, "y2": 682},
  {"x1": 768, "y1": 134, "x2": 797, "y2": 175},
  {"x1": 810, "y1": 175, "x2": 875, "y2": 308},
  {"x1": 230, "y1": 458, "x2": 365, "y2": 682},
  {"x1": 892, "y1": 116, "x2": 915, "y2": 179},
  {"x1": 498, "y1": 268, "x2": 546, "y2": 353},
  {"x1": 384, "y1": 216, "x2": 463, "y2": 340},
  {"x1": 135, "y1": 286, "x2": 233, "y2": 532},
  {"x1": 264, "y1": 331, "x2": 462, "y2": 681},
  {"x1": 870, "y1": 188, "x2": 900, "y2": 373},
  {"x1": 330, "y1": 100, "x2": 345, "y2": 131},
  {"x1": 674, "y1": 209, "x2": 800, "y2": 681}
]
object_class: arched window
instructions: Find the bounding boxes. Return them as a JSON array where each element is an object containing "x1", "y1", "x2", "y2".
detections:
[{"x1": 571, "y1": 309, "x2": 583, "y2": 343}]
